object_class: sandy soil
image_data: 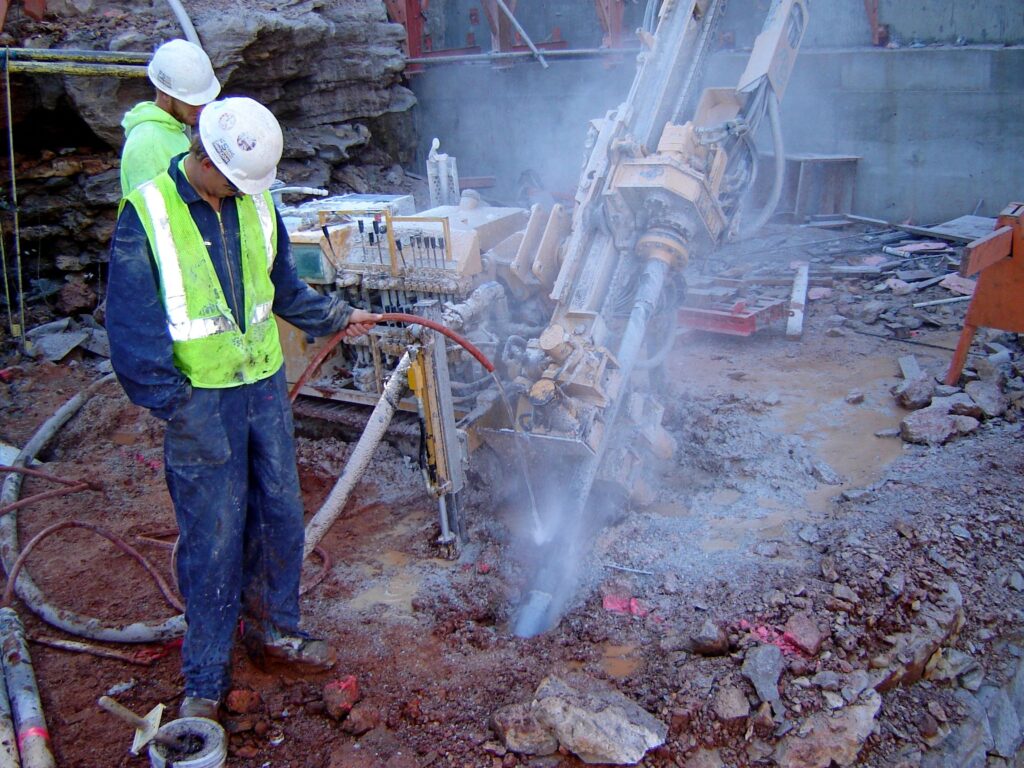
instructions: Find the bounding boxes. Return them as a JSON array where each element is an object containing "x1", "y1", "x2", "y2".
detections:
[{"x1": 1, "y1": 225, "x2": 1022, "y2": 768}]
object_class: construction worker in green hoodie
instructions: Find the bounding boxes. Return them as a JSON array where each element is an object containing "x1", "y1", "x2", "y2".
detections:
[{"x1": 119, "y1": 39, "x2": 221, "y2": 196}]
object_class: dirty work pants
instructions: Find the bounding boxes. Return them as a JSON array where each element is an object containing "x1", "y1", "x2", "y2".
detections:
[{"x1": 164, "y1": 368, "x2": 304, "y2": 700}]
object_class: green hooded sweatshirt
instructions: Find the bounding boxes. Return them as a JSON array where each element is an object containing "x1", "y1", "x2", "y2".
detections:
[{"x1": 119, "y1": 101, "x2": 190, "y2": 197}]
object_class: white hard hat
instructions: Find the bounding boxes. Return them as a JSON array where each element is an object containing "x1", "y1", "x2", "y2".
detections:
[
  {"x1": 148, "y1": 39, "x2": 221, "y2": 106},
  {"x1": 199, "y1": 97, "x2": 283, "y2": 195}
]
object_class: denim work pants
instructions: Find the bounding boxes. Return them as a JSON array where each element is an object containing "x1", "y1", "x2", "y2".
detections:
[{"x1": 164, "y1": 368, "x2": 304, "y2": 699}]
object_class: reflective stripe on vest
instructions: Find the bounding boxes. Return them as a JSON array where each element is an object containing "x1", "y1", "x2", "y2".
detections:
[
  {"x1": 250, "y1": 192, "x2": 275, "y2": 327},
  {"x1": 138, "y1": 182, "x2": 234, "y2": 342}
]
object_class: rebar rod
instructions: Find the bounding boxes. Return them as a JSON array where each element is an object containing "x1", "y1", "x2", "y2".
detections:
[{"x1": 2, "y1": 52, "x2": 23, "y2": 352}]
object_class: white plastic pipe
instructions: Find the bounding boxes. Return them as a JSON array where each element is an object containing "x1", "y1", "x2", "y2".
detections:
[
  {"x1": 0, "y1": 608, "x2": 53, "y2": 768},
  {"x1": 303, "y1": 352, "x2": 412, "y2": 559}
]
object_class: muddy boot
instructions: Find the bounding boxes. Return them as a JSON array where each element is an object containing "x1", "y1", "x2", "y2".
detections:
[
  {"x1": 179, "y1": 696, "x2": 220, "y2": 722},
  {"x1": 244, "y1": 625, "x2": 336, "y2": 673}
]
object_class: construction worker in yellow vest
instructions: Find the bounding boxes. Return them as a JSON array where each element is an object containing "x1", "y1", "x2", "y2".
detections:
[
  {"x1": 119, "y1": 39, "x2": 221, "y2": 196},
  {"x1": 106, "y1": 96, "x2": 380, "y2": 722}
]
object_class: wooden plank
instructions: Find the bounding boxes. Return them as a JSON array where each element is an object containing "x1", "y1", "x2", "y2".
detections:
[
  {"x1": 786, "y1": 262, "x2": 809, "y2": 338},
  {"x1": 845, "y1": 214, "x2": 980, "y2": 244},
  {"x1": 929, "y1": 214, "x2": 998, "y2": 242},
  {"x1": 958, "y1": 225, "x2": 1013, "y2": 277},
  {"x1": 905, "y1": 273, "x2": 952, "y2": 292},
  {"x1": 898, "y1": 355, "x2": 921, "y2": 379}
]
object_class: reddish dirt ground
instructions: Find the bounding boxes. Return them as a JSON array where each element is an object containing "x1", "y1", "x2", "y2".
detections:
[{"x1": 2, "y1": 238, "x2": 1024, "y2": 767}]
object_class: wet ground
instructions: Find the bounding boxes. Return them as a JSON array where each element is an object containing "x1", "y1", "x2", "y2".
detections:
[{"x1": 1, "y1": 225, "x2": 1023, "y2": 767}]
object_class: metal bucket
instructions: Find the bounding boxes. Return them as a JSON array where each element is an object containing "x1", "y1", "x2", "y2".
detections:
[{"x1": 148, "y1": 717, "x2": 227, "y2": 768}]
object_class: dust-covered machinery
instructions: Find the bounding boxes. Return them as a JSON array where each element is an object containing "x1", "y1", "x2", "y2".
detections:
[{"x1": 281, "y1": 0, "x2": 809, "y2": 634}]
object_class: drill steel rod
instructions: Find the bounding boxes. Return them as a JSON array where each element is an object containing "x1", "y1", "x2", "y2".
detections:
[
  {"x1": 514, "y1": 257, "x2": 670, "y2": 637},
  {"x1": 406, "y1": 48, "x2": 620, "y2": 65}
]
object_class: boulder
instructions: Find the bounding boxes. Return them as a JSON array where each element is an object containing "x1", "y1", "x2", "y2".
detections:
[
  {"x1": 712, "y1": 685, "x2": 750, "y2": 724},
  {"x1": 689, "y1": 619, "x2": 729, "y2": 656},
  {"x1": 784, "y1": 612, "x2": 827, "y2": 657},
  {"x1": 975, "y1": 686, "x2": 1022, "y2": 758},
  {"x1": 323, "y1": 676, "x2": 361, "y2": 720},
  {"x1": 876, "y1": 582, "x2": 965, "y2": 692},
  {"x1": 900, "y1": 409, "x2": 979, "y2": 445},
  {"x1": 928, "y1": 392, "x2": 983, "y2": 419},
  {"x1": 965, "y1": 380, "x2": 1008, "y2": 418},
  {"x1": 532, "y1": 674, "x2": 667, "y2": 765},
  {"x1": 893, "y1": 374, "x2": 936, "y2": 410}
]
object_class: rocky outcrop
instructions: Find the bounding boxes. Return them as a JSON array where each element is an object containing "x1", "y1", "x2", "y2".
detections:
[
  {"x1": 2, "y1": 0, "x2": 416, "y2": 290},
  {"x1": 60, "y1": 0, "x2": 415, "y2": 185}
]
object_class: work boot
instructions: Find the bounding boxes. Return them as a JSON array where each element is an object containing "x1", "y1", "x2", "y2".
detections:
[
  {"x1": 243, "y1": 624, "x2": 336, "y2": 673},
  {"x1": 179, "y1": 696, "x2": 220, "y2": 722}
]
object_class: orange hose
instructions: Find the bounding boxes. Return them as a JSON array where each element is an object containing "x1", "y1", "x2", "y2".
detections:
[{"x1": 288, "y1": 312, "x2": 495, "y2": 403}]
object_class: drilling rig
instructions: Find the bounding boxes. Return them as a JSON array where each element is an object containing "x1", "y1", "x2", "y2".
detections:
[{"x1": 280, "y1": 0, "x2": 809, "y2": 635}]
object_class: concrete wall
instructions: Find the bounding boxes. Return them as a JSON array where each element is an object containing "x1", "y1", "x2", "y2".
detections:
[
  {"x1": 409, "y1": 2, "x2": 1024, "y2": 223},
  {"x1": 705, "y1": 45, "x2": 1024, "y2": 222}
]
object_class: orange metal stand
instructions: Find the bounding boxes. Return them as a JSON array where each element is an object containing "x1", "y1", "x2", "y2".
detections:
[{"x1": 945, "y1": 202, "x2": 1024, "y2": 385}]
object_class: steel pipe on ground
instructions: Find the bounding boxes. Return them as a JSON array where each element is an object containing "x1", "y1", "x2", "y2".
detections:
[
  {"x1": 0, "y1": 608, "x2": 53, "y2": 768},
  {"x1": 0, "y1": 654, "x2": 17, "y2": 768}
]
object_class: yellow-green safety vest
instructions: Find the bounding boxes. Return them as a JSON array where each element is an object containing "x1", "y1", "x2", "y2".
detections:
[{"x1": 125, "y1": 172, "x2": 284, "y2": 388}]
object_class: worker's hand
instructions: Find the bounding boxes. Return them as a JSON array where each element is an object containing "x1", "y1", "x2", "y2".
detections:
[{"x1": 340, "y1": 309, "x2": 382, "y2": 338}]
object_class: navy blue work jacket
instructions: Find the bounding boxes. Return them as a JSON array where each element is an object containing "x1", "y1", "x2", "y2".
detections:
[{"x1": 106, "y1": 155, "x2": 353, "y2": 420}]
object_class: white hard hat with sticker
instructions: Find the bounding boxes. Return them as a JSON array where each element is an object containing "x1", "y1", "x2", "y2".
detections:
[
  {"x1": 147, "y1": 39, "x2": 221, "y2": 106},
  {"x1": 198, "y1": 97, "x2": 284, "y2": 195}
]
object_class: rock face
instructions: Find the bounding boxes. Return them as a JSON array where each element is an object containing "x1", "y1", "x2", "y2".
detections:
[
  {"x1": 61, "y1": 0, "x2": 415, "y2": 182},
  {"x1": 7, "y1": 0, "x2": 417, "y2": 270},
  {"x1": 531, "y1": 674, "x2": 667, "y2": 765}
]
